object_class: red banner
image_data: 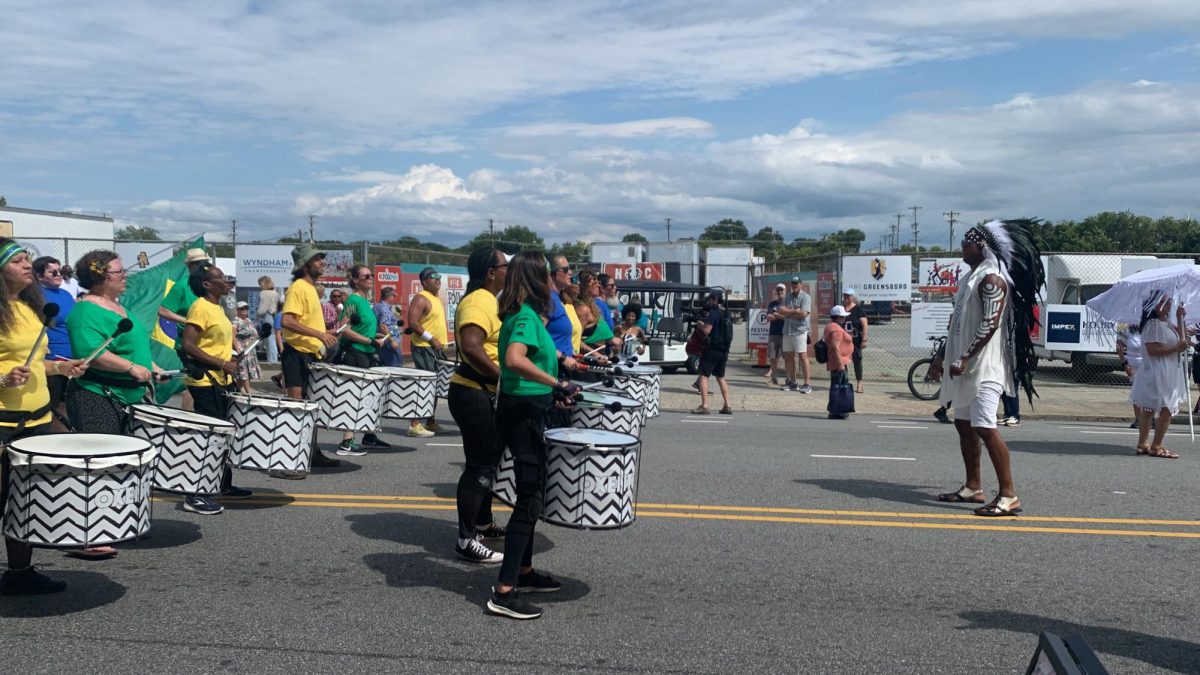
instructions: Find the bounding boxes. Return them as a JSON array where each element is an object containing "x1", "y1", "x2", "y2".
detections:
[
  {"x1": 816, "y1": 272, "x2": 837, "y2": 319},
  {"x1": 603, "y1": 262, "x2": 665, "y2": 282},
  {"x1": 374, "y1": 265, "x2": 402, "y2": 302}
]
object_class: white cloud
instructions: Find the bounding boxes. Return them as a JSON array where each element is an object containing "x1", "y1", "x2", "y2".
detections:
[
  {"x1": 504, "y1": 118, "x2": 715, "y2": 139},
  {"x1": 134, "y1": 200, "x2": 230, "y2": 222},
  {"x1": 295, "y1": 164, "x2": 484, "y2": 219}
]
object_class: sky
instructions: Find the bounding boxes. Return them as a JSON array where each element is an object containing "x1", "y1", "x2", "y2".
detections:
[{"x1": 2, "y1": 1, "x2": 1200, "y2": 250}]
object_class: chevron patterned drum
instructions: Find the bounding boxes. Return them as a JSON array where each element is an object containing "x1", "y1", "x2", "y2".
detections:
[
  {"x1": 128, "y1": 404, "x2": 235, "y2": 496},
  {"x1": 376, "y1": 366, "x2": 436, "y2": 419},
  {"x1": 602, "y1": 375, "x2": 652, "y2": 419},
  {"x1": 623, "y1": 364, "x2": 661, "y2": 418},
  {"x1": 434, "y1": 359, "x2": 456, "y2": 398},
  {"x1": 493, "y1": 427, "x2": 641, "y2": 530},
  {"x1": 227, "y1": 394, "x2": 319, "y2": 472},
  {"x1": 570, "y1": 390, "x2": 645, "y2": 437},
  {"x1": 308, "y1": 362, "x2": 390, "y2": 431},
  {"x1": 3, "y1": 434, "x2": 158, "y2": 547}
]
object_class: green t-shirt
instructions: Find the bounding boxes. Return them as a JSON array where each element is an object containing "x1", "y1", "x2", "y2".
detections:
[
  {"x1": 67, "y1": 301, "x2": 154, "y2": 405},
  {"x1": 499, "y1": 302, "x2": 556, "y2": 396},
  {"x1": 162, "y1": 275, "x2": 199, "y2": 348},
  {"x1": 340, "y1": 293, "x2": 378, "y2": 354},
  {"x1": 583, "y1": 316, "x2": 614, "y2": 345}
]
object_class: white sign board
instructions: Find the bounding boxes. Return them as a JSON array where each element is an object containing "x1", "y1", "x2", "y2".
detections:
[
  {"x1": 842, "y1": 255, "x2": 912, "y2": 302},
  {"x1": 15, "y1": 238, "x2": 68, "y2": 265},
  {"x1": 917, "y1": 258, "x2": 966, "y2": 294},
  {"x1": 910, "y1": 302, "x2": 955, "y2": 348},
  {"x1": 1043, "y1": 304, "x2": 1118, "y2": 352},
  {"x1": 115, "y1": 241, "x2": 180, "y2": 275},
  {"x1": 236, "y1": 245, "x2": 294, "y2": 291},
  {"x1": 748, "y1": 308, "x2": 770, "y2": 347}
]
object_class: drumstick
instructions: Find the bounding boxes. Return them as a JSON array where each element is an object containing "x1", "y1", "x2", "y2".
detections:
[
  {"x1": 233, "y1": 338, "x2": 260, "y2": 359},
  {"x1": 22, "y1": 303, "x2": 60, "y2": 368},
  {"x1": 82, "y1": 318, "x2": 135, "y2": 365}
]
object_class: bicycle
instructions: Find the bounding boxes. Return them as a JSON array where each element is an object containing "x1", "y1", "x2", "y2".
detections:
[{"x1": 907, "y1": 335, "x2": 947, "y2": 401}]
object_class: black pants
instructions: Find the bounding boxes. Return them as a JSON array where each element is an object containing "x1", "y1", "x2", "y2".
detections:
[
  {"x1": 496, "y1": 393, "x2": 552, "y2": 586},
  {"x1": 1, "y1": 423, "x2": 51, "y2": 569},
  {"x1": 281, "y1": 344, "x2": 316, "y2": 395},
  {"x1": 851, "y1": 341, "x2": 863, "y2": 382},
  {"x1": 189, "y1": 384, "x2": 235, "y2": 491},
  {"x1": 448, "y1": 383, "x2": 501, "y2": 539},
  {"x1": 65, "y1": 381, "x2": 130, "y2": 434}
]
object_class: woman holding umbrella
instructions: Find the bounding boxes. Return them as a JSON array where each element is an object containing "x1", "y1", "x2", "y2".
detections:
[{"x1": 1130, "y1": 291, "x2": 1188, "y2": 458}]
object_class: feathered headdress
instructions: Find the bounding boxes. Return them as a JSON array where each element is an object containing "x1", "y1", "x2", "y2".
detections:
[{"x1": 966, "y1": 219, "x2": 1046, "y2": 404}]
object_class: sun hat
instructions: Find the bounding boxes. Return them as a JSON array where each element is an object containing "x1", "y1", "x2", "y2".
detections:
[{"x1": 291, "y1": 242, "x2": 326, "y2": 272}]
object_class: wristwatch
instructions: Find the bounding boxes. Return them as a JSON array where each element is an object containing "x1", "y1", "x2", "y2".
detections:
[{"x1": 951, "y1": 359, "x2": 964, "y2": 371}]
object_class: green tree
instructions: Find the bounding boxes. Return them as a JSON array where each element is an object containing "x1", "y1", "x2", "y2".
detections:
[
  {"x1": 749, "y1": 227, "x2": 786, "y2": 260},
  {"x1": 548, "y1": 240, "x2": 591, "y2": 263},
  {"x1": 461, "y1": 224, "x2": 545, "y2": 255},
  {"x1": 115, "y1": 225, "x2": 162, "y2": 241},
  {"x1": 699, "y1": 218, "x2": 749, "y2": 243},
  {"x1": 622, "y1": 232, "x2": 648, "y2": 243}
]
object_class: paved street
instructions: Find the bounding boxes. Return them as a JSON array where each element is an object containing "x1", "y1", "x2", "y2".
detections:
[{"x1": 3, "y1": 408, "x2": 1198, "y2": 673}]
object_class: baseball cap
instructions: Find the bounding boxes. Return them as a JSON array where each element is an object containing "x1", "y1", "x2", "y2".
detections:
[
  {"x1": 775, "y1": 283, "x2": 786, "y2": 290},
  {"x1": 419, "y1": 267, "x2": 441, "y2": 281},
  {"x1": 831, "y1": 305, "x2": 849, "y2": 317},
  {"x1": 790, "y1": 276, "x2": 801, "y2": 283},
  {"x1": 236, "y1": 301, "x2": 249, "y2": 309},
  {"x1": 843, "y1": 287, "x2": 856, "y2": 296}
]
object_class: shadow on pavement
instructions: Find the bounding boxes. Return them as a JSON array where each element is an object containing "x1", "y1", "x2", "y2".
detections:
[
  {"x1": 957, "y1": 609, "x2": 1199, "y2": 673},
  {"x1": 0, "y1": 571, "x2": 126, "y2": 617},
  {"x1": 794, "y1": 478, "x2": 970, "y2": 511},
  {"x1": 1007, "y1": 440, "x2": 1134, "y2": 457},
  {"x1": 345, "y1": 511, "x2": 556, "y2": 557},
  {"x1": 306, "y1": 458, "x2": 363, "y2": 476},
  {"x1": 422, "y1": 482, "x2": 457, "y2": 500},
  {"x1": 221, "y1": 486, "x2": 296, "y2": 511},
  {"x1": 119, "y1": 518, "x2": 203, "y2": 549},
  {"x1": 362, "y1": 551, "x2": 591, "y2": 607}
]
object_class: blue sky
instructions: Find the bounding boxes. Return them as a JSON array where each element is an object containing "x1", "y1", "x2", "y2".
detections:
[{"x1": 2, "y1": 1, "x2": 1199, "y2": 249}]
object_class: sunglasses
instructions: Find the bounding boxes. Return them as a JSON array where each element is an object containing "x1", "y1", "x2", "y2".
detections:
[
  {"x1": 554, "y1": 266, "x2": 572, "y2": 274},
  {"x1": 45, "y1": 269, "x2": 62, "y2": 277},
  {"x1": 490, "y1": 263, "x2": 508, "y2": 270},
  {"x1": 355, "y1": 274, "x2": 373, "y2": 280}
]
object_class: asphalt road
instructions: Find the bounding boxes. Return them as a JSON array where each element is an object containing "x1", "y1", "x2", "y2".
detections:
[{"x1": 3, "y1": 411, "x2": 1198, "y2": 673}]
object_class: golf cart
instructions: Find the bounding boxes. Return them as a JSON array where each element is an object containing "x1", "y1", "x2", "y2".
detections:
[{"x1": 614, "y1": 279, "x2": 712, "y2": 374}]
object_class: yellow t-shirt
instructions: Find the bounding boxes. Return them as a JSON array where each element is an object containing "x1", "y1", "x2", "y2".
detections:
[
  {"x1": 184, "y1": 297, "x2": 233, "y2": 387},
  {"x1": 449, "y1": 289, "x2": 501, "y2": 392},
  {"x1": 410, "y1": 289, "x2": 448, "y2": 348},
  {"x1": 0, "y1": 302, "x2": 50, "y2": 428},
  {"x1": 282, "y1": 277, "x2": 324, "y2": 355},
  {"x1": 564, "y1": 303, "x2": 582, "y2": 355}
]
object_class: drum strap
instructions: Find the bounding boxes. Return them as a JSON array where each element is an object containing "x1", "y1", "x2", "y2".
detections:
[
  {"x1": 0, "y1": 403, "x2": 52, "y2": 425},
  {"x1": 454, "y1": 362, "x2": 498, "y2": 389},
  {"x1": 81, "y1": 370, "x2": 147, "y2": 391}
]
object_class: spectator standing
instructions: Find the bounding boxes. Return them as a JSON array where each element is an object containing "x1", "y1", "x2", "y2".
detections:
[
  {"x1": 232, "y1": 301, "x2": 261, "y2": 392},
  {"x1": 780, "y1": 276, "x2": 813, "y2": 393},
  {"x1": 841, "y1": 288, "x2": 868, "y2": 393},
  {"x1": 33, "y1": 256, "x2": 75, "y2": 431},
  {"x1": 373, "y1": 286, "x2": 404, "y2": 367},
  {"x1": 692, "y1": 290, "x2": 733, "y2": 415},
  {"x1": 824, "y1": 305, "x2": 855, "y2": 419},
  {"x1": 60, "y1": 263, "x2": 82, "y2": 299},
  {"x1": 763, "y1": 283, "x2": 786, "y2": 386},
  {"x1": 256, "y1": 276, "x2": 281, "y2": 364}
]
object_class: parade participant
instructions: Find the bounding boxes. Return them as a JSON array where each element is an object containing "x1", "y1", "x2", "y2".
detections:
[
  {"x1": 546, "y1": 256, "x2": 576, "y2": 360},
  {"x1": 0, "y1": 240, "x2": 87, "y2": 595},
  {"x1": 764, "y1": 284, "x2": 786, "y2": 386},
  {"x1": 334, "y1": 265, "x2": 389, "y2": 456},
  {"x1": 158, "y1": 248, "x2": 210, "y2": 412},
  {"x1": 33, "y1": 256, "x2": 76, "y2": 431},
  {"x1": 232, "y1": 301, "x2": 261, "y2": 392},
  {"x1": 595, "y1": 273, "x2": 617, "y2": 330},
  {"x1": 578, "y1": 270, "x2": 620, "y2": 353},
  {"x1": 1117, "y1": 323, "x2": 1144, "y2": 428},
  {"x1": 373, "y1": 287, "x2": 403, "y2": 367},
  {"x1": 561, "y1": 283, "x2": 583, "y2": 355},
  {"x1": 841, "y1": 288, "x2": 868, "y2": 393},
  {"x1": 405, "y1": 267, "x2": 447, "y2": 438},
  {"x1": 486, "y1": 251, "x2": 569, "y2": 620},
  {"x1": 931, "y1": 220, "x2": 1044, "y2": 517},
  {"x1": 1130, "y1": 291, "x2": 1188, "y2": 458},
  {"x1": 256, "y1": 276, "x2": 281, "y2": 365},
  {"x1": 824, "y1": 305, "x2": 855, "y2": 420},
  {"x1": 449, "y1": 248, "x2": 508, "y2": 564},
  {"x1": 693, "y1": 290, "x2": 733, "y2": 415},
  {"x1": 780, "y1": 277, "x2": 813, "y2": 393},
  {"x1": 181, "y1": 262, "x2": 253, "y2": 514},
  {"x1": 579, "y1": 299, "x2": 615, "y2": 352},
  {"x1": 619, "y1": 304, "x2": 646, "y2": 356},
  {"x1": 276, "y1": 243, "x2": 341, "y2": 477}
]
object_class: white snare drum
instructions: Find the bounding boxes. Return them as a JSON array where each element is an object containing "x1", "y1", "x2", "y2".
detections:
[
  {"x1": 308, "y1": 362, "x2": 390, "y2": 431},
  {"x1": 617, "y1": 364, "x2": 661, "y2": 418},
  {"x1": 3, "y1": 434, "x2": 157, "y2": 547},
  {"x1": 435, "y1": 359, "x2": 456, "y2": 398},
  {"x1": 570, "y1": 390, "x2": 645, "y2": 437},
  {"x1": 376, "y1": 366, "x2": 437, "y2": 419},
  {"x1": 227, "y1": 394, "x2": 319, "y2": 472},
  {"x1": 493, "y1": 427, "x2": 640, "y2": 530},
  {"x1": 127, "y1": 404, "x2": 234, "y2": 496}
]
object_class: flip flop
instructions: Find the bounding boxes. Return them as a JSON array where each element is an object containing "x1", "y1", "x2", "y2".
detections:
[
  {"x1": 975, "y1": 496, "x2": 1021, "y2": 517},
  {"x1": 936, "y1": 485, "x2": 986, "y2": 503},
  {"x1": 1148, "y1": 447, "x2": 1179, "y2": 459},
  {"x1": 65, "y1": 546, "x2": 118, "y2": 560}
]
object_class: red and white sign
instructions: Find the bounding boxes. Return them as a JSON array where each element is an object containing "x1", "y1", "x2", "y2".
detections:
[
  {"x1": 603, "y1": 262, "x2": 665, "y2": 282},
  {"x1": 374, "y1": 265, "x2": 402, "y2": 302}
]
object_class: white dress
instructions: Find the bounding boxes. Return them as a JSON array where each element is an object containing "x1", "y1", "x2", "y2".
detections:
[{"x1": 1128, "y1": 319, "x2": 1187, "y2": 415}]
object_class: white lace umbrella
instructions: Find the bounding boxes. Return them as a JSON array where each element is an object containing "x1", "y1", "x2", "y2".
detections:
[{"x1": 1086, "y1": 262, "x2": 1200, "y2": 441}]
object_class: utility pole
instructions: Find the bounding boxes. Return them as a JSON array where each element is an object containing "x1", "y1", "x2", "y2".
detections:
[
  {"x1": 892, "y1": 213, "x2": 904, "y2": 251},
  {"x1": 665, "y1": 218, "x2": 672, "y2": 243},
  {"x1": 308, "y1": 214, "x2": 317, "y2": 243},
  {"x1": 909, "y1": 205, "x2": 922, "y2": 250},
  {"x1": 942, "y1": 210, "x2": 959, "y2": 252},
  {"x1": 488, "y1": 218, "x2": 495, "y2": 246},
  {"x1": 230, "y1": 219, "x2": 237, "y2": 247}
]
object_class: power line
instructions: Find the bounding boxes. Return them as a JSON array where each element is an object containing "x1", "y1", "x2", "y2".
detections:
[
  {"x1": 909, "y1": 205, "x2": 922, "y2": 249},
  {"x1": 892, "y1": 213, "x2": 904, "y2": 251},
  {"x1": 308, "y1": 214, "x2": 317, "y2": 243},
  {"x1": 943, "y1": 210, "x2": 960, "y2": 252},
  {"x1": 665, "y1": 217, "x2": 672, "y2": 243}
]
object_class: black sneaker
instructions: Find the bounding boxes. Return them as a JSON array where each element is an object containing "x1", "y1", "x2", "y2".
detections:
[
  {"x1": 517, "y1": 569, "x2": 562, "y2": 593},
  {"x1": 311, "y1": 452, "x2": 341, "y2": 468},
  {"x1": 336, "y1": 440, "x2": 367, "y2": 457},
  {"x1": 476, "y1": 522, "x2": 506, "y2": 539},
  {"x1": 220, "y1": 486, "x2": 253, "y2": 499},
  {"x1": 933, "y1": 408, "x2": 951, "y2": 424},
  {"x1": 361, "y1": 434, "x2": 391, "y2": 449},
  {"x1": 486, "y1": 587, "x2": 542, "y2": 620},
  {"x1": 0, "y1": 566, "x2": 67, "y2": 596},
  {"x1": 183, "y1": 495, "x2": 224, "y2": 515},
  {"x1": 455, "y1": 538, "x2": 503, "y2": 564}
]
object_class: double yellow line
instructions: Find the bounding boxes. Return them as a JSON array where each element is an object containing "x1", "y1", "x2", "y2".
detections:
[{"x1": 155, "y1": 493, "x2": 1200, "y2": 539}]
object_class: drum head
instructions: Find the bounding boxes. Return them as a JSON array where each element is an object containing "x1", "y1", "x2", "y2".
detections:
[
  {"x1": 7, "y1": 433, "x2": 157, "y2": 468},
  {"x1": 375, "y1": 366, "x2": 436, "y2": 380},
  {"x1": 622, "y1": 364, "x2": 662, "y2": 375},
  {"x1": 544, "y1": 427, "x2": 638, "y2": 449},
  {"x1": 310, "y1": 362, "x2": 391, "y2": 381},
  {"x1": 128, "y1": 404, "x2": 235, "y2": 431},
  {"x1": 227, "y1": 393, "x2": 320, "y2": 411},
  {"x1": 576, "y1": 390, "x2": 642, "y2": 410}
]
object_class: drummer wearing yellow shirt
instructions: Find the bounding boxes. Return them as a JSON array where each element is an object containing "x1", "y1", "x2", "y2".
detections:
[
  {"x1": 449, "y1": 248, "x2": 508, "y2": 564},
  {"x1": 405, "y1": 266, "x2": 447, "y2": 437},
  {"x1": 279, "y1": 243, "x2": 340, "y2": 473},
  {"x1": 181, "y1": 262, "x2": 253, "y2": 514}
]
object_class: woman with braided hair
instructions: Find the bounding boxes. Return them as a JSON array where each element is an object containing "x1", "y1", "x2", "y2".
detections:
[{"x1": 931, "y1": 220, "x2": 1044, "y2": 517}]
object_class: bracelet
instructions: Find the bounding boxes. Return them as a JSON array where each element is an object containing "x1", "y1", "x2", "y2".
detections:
[
  {"x1": 125, "y1": 363, "x2": 135, "y2": 375},
  {"x1": 421, "y1": 331, "x2": 434, "y2": 342},
  {"x1": 0, "y1": 374, "x2": 7, "y2": 389}
]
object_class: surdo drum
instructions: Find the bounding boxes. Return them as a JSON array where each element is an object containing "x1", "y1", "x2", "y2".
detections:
[
  {"x1": 3, "y1": 434, "x2": 157, "y2": 547},
  {"x1": 570, "y1": 390, "x2": 644, "y2": 437},
  {"x1": 493, "y1": 427, "x2": 641, "y2": 530},
  {"x1": 127, "y1": 404, "x2": 234, "y2": 495},
  {"x1": 226, "y1": 393, "x2": 320, "y2": 472},
  {"x1": 434, "y1": 359, "x2": 456, "y2": 399},
  {"x1": 376, "y1": 366, "x2": 437, "y2": 420},
  {"x1": 307, "y1": 362, "x2": 390, "y2": 431},
  {"x1": 608, "y1": 364, "x2": 660, "y2": 418}
]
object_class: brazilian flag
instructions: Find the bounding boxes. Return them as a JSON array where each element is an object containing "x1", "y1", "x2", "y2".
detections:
[{"x1": 121, "y1": 236, "x2": 204, "y2": 403}]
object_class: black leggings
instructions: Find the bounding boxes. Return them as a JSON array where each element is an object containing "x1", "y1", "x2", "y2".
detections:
[
  {"x1": 851, "y1": 342, "x2": 863, "y2": 382},
  {"x1": 189, "y1": 384, "x2": 235, "y2": 491},
  {"x1": 448, "y1": 383, "x2": 501, "y2": 539},
  {"x1": 65, "y1": 381, "x2": 130, "y2": 434},
  {"x1": 496, "y1": 393, "x2": 551, "y2": 586},
  {"x1": 2, "y1": 423, "x2": 51, "y2": 570}
]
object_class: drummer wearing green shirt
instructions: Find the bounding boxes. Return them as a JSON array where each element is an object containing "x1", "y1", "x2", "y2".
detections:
[
  {"x1": 485, "y1": 251, "x2": 577, "y2": 621},
  {"x1": 334, "y1": 264, "x2": 391, "y2": 455}
]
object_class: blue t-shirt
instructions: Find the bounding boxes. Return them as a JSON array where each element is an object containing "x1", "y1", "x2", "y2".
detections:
[
  {"x1": 595, "y1": 299, "x2": 615, "y2": 330},
  {"x1": 41, "y1": 285, "x2": 76, "y2": 359},
  {"x1": 547, "y1": 291, "x2": 574, "y2": 356}
]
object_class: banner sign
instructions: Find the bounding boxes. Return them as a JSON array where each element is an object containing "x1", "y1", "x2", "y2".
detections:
[
  {"x1": 317, "y1": 249, "x2": 354, "y2": 287},
  {"x1": 370, "y1": 263, "x2": 468, "y2": 354},
  {"x1": 910, "y1": 302, "x2": 955, "y2": 348},
  {"x1": 374, "y1": 265, "x2": 402, "y2": 302},
  {"x1": 236, "y1": 245, "x2": 294, "y2": 292},
  {"x1": 816, "y1": 272, "x2": 837, "y2": 318},
  {"x1": 604, "y1": 262, "x2": 665, "y2": 282},
  {"x1": 842, "y1": 255, "x2": 912, "y2": 302},
  {"x1": 1042, "y1": 304, "x2": 1117, "y2": 352},
  {"x1": 918, "y1": 258, "x2": 966, "y2": 294},
  {"x1": 748, "y1": 309, "x2": 770, "y2": 348}
]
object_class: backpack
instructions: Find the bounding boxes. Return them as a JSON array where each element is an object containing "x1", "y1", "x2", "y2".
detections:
[
  {"x1": 814, "y1": 338, "x2": 829, "y2": 364},
  {"x1": 719, "y1": 312, "x2": 734, "y2": 351}
]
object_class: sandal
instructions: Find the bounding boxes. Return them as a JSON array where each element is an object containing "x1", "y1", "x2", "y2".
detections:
[
  {"x1": 719, "y1": 406, "x2": 732, "y2": 415},
  {"x1": 974, "y1": 495, "x2": 1021, "y2": 517},
  {"x1": 1148, "y1": 446, "x2": 1179, "y2": 459},
  {"x1": 66, "y1": 546, "x2": 118, "y2": 560},
  {"x1": 936, "y1": 484, "x2": 986, "y2": 503},
  {"x1": 855, "y1": 384, "x2": 864, "y2": 393},
  {"x1": 691, "y1": 406, "x2": 709, "y2": 415},
  {"x1": 1135, "y1": 445, "x2": 1150, "y2": 455}
]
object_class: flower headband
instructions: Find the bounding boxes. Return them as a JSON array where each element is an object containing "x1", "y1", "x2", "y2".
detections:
[{"x1": 0, "y1": 241, "x2": 27, "y2": 268}]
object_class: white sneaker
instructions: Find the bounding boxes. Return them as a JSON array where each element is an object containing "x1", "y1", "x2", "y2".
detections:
[
  {"x1": 1003, "y1": 416, "x2": 1021, "y2": 427},
  {"x1": 407, "y1": 423, "x2": 435, "y2": 438}
]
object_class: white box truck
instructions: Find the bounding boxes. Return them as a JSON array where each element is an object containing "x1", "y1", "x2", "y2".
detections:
[
  {"x1": 0, "y1": 206, "x2": 115, "y2": 265},
  {"x1": 590, "y1": 242, "x2": 646, "y2": 265},
  {"x1": 704, "y1": 246, "x2": 753, "y2": 300}
]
